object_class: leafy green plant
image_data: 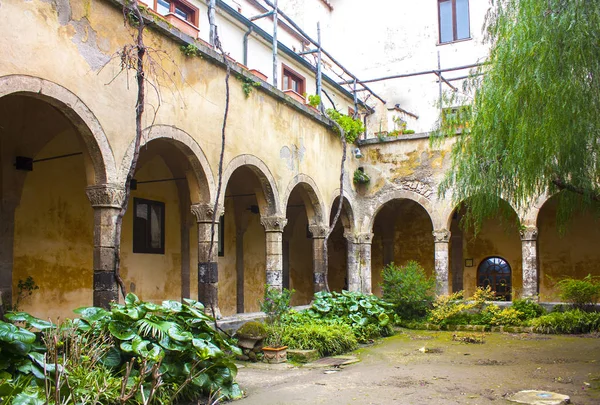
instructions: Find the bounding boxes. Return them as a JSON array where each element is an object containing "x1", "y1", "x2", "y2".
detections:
[
  {"x1": 240, "y1": 76, "x2": 261, "y2": 98},
  {"x1": 478, "y1": 304, "x2": 523, "y2": 326},
  {"x1": 75, "y1": 293, "x2": 243, "y2": 401},
  {"x1": 353, "y1": 168, "x2": 370, "y2": 185},
  {"x1": 381, "y1": 261, "x2": 435, "y2": 321},
  {"x1": 181, "y1": 44, "x2": 201, "y2": 57},
  {"x1": 428, "y1": 287, "x2": 497, "y2": 326},
  {"x1": 259, "y1": 285, "x2": 294, "y2": 326},
  {"x1": 512, "y1": 298, "x2": 546, "y2": 320},
  {"x1": 531, "y1": 310, "x2": 600, "y2": 334},
  {"x1": 557, "y1": 275, "x2": 600, "y2": 310},
  {"x1": 326, "y1": 109, "x2": 365, "y2": 143},
  {"x1": 404, "y1": 129, "x2": 415, "y2": 134},
  {"x1": 292, "y1": 291, "x2": 393, "y2": 342},
  {"x1": 265, "y1": 321, "x2": 357, "y2": 357},
  {"x1": 307, "y1": 94, "x2": 321, "y2": 108}
]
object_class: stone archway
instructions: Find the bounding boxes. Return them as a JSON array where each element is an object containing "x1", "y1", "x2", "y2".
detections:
[
  {"x1": 0, "y1": 75, "x2": 116, "y2": 317},
  {"x1": 327, "y1": 194, "x2": 356, "y2": 293},
  {"x1": 282, "y1": 175, "x2": 327, "y2": 305}
]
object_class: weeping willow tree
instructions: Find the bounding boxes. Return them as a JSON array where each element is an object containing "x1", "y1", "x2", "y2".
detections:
[{"x1": 434, "y1": 0, "x2": 600, "y2": 228}]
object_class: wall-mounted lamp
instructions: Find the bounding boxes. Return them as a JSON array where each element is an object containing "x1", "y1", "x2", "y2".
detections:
[{"x1": 353, "y1": 148, "x2": 363, "y2": 159}]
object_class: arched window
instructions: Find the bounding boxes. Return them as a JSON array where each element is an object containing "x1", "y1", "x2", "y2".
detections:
[{"x1": 477, "y1": 257, "x2": 511, "y2": 301}]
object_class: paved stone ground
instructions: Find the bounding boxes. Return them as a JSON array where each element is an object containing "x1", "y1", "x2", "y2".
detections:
[{"x1": 233, "y1": 330, "x2": 600, "y2": 405}]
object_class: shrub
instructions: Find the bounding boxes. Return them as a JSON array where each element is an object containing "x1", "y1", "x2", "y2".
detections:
[
  {"x1": 381, "y1": 261, "x2": 435, "y2": 321},
  {"x1": 512, "y1": 298, "x2": 546, "y2": 319},
  {"x1": 478, "y1": 304, "x2": 523, "y2": 326},
  {"x1": 259, "y1": 285, "x2": 294, "y2": 325},
  {"x1": 531, "y1": 310, "x2": 600, "y2": 334},
  {"x1": 557, "y1": 275, "x2": 600, "y2": 310},
  {"x1": 266, "y1": 321, "x2": 357, "y2": 357},
  {"x1": 428, "y1": 287, "x2": 498, "y2": 326},
  {"x1": 291, "y1": 291, "x2": 394, "y2": 342},
  {"x1": 326, "y1": 109, "x2": 366, "y2": 143}
]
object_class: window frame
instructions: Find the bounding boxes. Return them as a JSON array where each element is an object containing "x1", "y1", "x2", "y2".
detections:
[
  {"x1": 477, "y1": 256, "x2": 512, "y2": 301},
  {"x1": 153, "y1": 0, "x2": 199, "y2": 27},
  {"x1": 437, "y1": 0, "x2": 471, "y2": 44},
  {"x1": 133, "y1": 197, "x2": 166, "y2": 255},
  {"x1": 281, "y1": 64, "x2": 306, "y2": 96}
]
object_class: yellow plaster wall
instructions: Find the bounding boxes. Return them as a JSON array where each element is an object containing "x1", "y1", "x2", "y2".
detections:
[
  {"x1": 120, "y1": 155, "x2": 182, "y2": 303},
  {"x1": 218, "y1": 198, "x2": 237, "y2": 316},
  {"x1": 538, "y1": 198, "x2": 600, "y2": 301},
  {"x1": 13, "y1": 131, "x2": 93, "y2": 320},
  {"x1": 242, "y1": 215, "x2": 266, "y2": 313},
  {"x1": 289, "y1": 213, "x2": 313, "y2": 306},
  {"x1": 327, "y1": 222, "x2": 347, "y2": 292}
]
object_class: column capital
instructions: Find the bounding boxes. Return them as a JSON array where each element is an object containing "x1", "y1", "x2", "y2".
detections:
[
  {"x1": 433, "y1": 229, "x2": 451, "y2": 243},
  {"x1": 191, "y1": 203, "x2": 223, "y2": 223},
  {"x1": 343, "y1": 231, "x2": 358, "y2": 244},
  {"x1": 520, "y1": 225, "x2": 538, "y2": 241},
  {"x1": 308, "y1": 223, "x2": 328, "y2": 239},
  {"x1": 356, "y1": 232, "x2": 374, "y2": 244},
  {"x1": 86, "y1": 184, "x2": 125, "y2": 209},
  {"x1": 260, "y1": 215, "x2": 287, "y2": 232}
]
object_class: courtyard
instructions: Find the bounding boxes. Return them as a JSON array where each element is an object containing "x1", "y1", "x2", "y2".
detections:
[{"x1": 235, "y1": 330, "x2": 600, "y2": 405}]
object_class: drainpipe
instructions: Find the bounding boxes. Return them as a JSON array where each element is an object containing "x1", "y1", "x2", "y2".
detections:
[{"x1": 243, "y1": 26, "x2": 254, "y2": 66}]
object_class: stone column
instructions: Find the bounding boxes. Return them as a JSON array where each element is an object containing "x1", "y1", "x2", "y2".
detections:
[
  {"x1": 191, "y1": 203, "x2": 221, "y2": 312},
  {"x1": 344, "y1": 232, "x2": 360, "y2": 292},
  {"x1": 309, "y1": 224, "x2": 328, "y2": 293},
  {"x1": 357, "y1": 232, "x2": 373, "y2": 294},
  {"x1": 433, "y1": 229, "x2": 451, "y2": 296},
  {"x1": 86, "y1": 184, "x2": 125, "y2": 308},
  {"x1": 0, "y1": 195, "x2": 19, "y2": 307},
  {"x1": 520, "y1": 226, "x2": 539, "y2": 299},
  {"x1": 260, "y1": 216, "x2": 287, "y2": 291}
]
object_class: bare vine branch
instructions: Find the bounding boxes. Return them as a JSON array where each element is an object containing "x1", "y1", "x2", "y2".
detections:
[{"x1": 322, "y1": 118, "x2": 347, "y2": 293}]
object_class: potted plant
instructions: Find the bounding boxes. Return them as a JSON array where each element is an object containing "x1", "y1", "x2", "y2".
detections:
[
  {"x1": 306, "y1": 94, "x2": 321, "y2": 113},
  {"x1": 259, "y1": 285, "x2": 294, "y2": 363}
]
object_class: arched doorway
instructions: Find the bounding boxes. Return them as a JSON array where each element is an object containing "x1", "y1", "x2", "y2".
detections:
[
  {"x1": 371, "y1": 199, "x2": 434, "y2": 297},
  {"x1": 1, "y1": 90, "x2": 109, "y2": 319},
  {"x1": 283, "y1": 180, "x2": 325, "y2": 306},
  {"x1": 327, "y1": 196, "x2": 354, "y2": 292},
  {"x1": 477, "y1": 256, "x2": 512, "y2": 300},
  {"x1": 448, "y1": 199, "x2": 521, "y2": 299}
]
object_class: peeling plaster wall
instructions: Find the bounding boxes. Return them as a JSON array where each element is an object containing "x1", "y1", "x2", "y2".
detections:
[{"x1": 242, "y1": 215, "x2": 266, "y2": 313}]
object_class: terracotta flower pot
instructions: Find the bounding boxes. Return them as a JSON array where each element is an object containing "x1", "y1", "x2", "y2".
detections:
[
  {"x1": 262, "y1": 346, "x2": 288, "y2": 364},
  {"x1": 283, "y1": 89, "x2": 305, "y2": 104},
  {"x1": 250, "y1": 69, "x2": 268, "y2": 82}
]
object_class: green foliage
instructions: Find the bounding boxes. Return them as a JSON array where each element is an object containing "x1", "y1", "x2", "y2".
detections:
[
  {"x1": 307, "y1": 94, "x2": 321, "y2": 108},
  {"x1": 265, "y1": 321, "x2": 357, "y2": 357},
  {"x1": 326, "y1": 109, "x2": 365, "y2": 143},
  {"x1": 240, "y1": 76, "x2": 261, "y2": 98},
  {"x1": 432, "y1": 0, "x2": 600, "y2": 229},
  {"x1": 428, "y1": 287, "x2": 497, "y2": 326},
  {"x1": 478, "y1": 304, "x2": 523, "y2": 326},
  {"x1": 404, "y1": 129, "x2": 415, "y2": 134},
  {"x1": 75, "y1": 293, "x2": 243, "y2": 401},
  {"x1": 512, "y1": 298, "x2": 546, "y2": 320},
  {"x1": 531, "y1": 310, "x2": 600, "y2": 334},
  {"x1": 180, "y1": 44, "x2": 201, "y2": 57},
  {"x1": 557, "y1": 275, "x2": 600, "y2": 310},
  {"x1": 381, "y1": 261, "x2": 435, "y2": 321},
  {"x1": 353, "y1": 168, "x2": 370, "y2": 185},
  {"x1": 259, "y1": 285, "x2": 294, "y2": 325},
  {"x1": 291, "y1": 291, "x2": 393, "y2": 342}
]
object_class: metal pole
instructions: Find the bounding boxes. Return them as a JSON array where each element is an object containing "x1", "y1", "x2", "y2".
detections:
[
  {"x1": 437, "y1": 51, "x2": 442, "y2": 112},
  {"x1": 261, "y1": 0, "x2": 385, "y2": 105},
  {"x1": 272, "y1": 0, "x2": 278, "y2": 88},
  {"x1": 316, "y1": 22, "x2": 323, "y2": 112},
  {"x1": 208, "y1": 0, "x2": 216, "y2": 46},
  {"x1": 337, "y1": 62, "x2": 485, "y2": 85}
]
